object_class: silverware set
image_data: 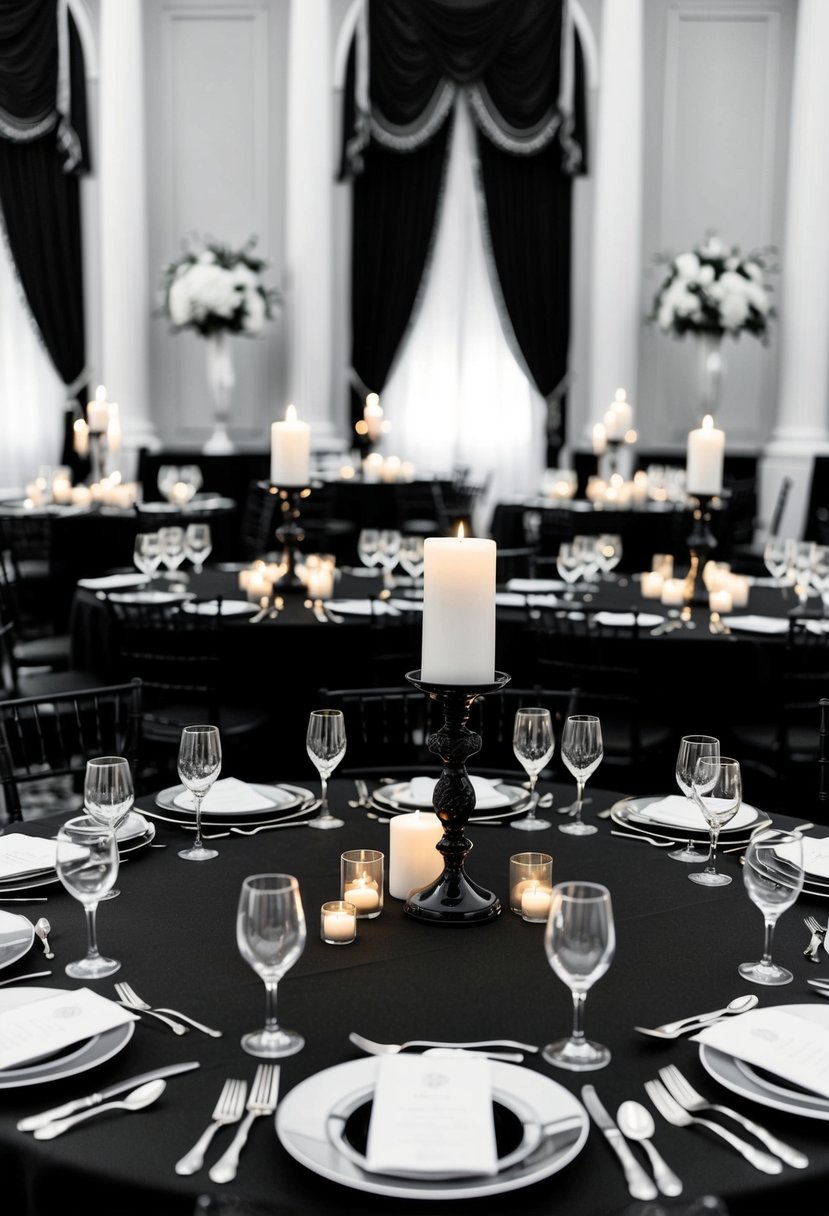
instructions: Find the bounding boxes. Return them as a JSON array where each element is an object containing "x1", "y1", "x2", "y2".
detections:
[
  {"x1": 634, "y1": 994, "x2": 758, "y2": 1039},
  {"x1": 114, "y1": 981, "x2": 222, "y2": 1037},
  {"x1": 208, "y1": 1064, "x2": 280, "y2": 1184},
  {"x1": 175, "y1": 1077, "x2": 248, "y2": 1174},
  {"x1": 803, "y1": 914, "x2": 826, "y2": 961}
]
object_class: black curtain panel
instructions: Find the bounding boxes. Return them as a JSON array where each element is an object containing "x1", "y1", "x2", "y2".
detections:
[
  {"x1": 0, "y1": 0, "x2": 90, "y2": 426},
  {"x1": 339, "y1": 0, "x2": 587, "y2": 439}
]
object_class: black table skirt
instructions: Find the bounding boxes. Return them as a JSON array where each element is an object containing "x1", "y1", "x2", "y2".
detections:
[{"x1": 0, "y1": 780, "x2": 827, "y2": 1216}]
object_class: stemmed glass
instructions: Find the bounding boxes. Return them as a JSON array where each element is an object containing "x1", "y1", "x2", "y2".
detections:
[
  {"x1": 83, "y1": 756, "x2": 134, "y2": 900},
  {"x1": 184, "y1": 522, "x2": 212, "y2": 574},
  {"x1": 596, "y1": 534, "x2": 623, "y2": 581},
  {"x1": 306, "y1": 709, "x2": 346, "y2": 829},
  {"x1": 558, "y1": 715, "x2": 603, "y2": 836},
  {"x1": 555, "y1": 542, "x2": 583, "y2": 600},
  {"x1": 237, "y1": 873, "x2": 307, "y2": 1057},
  {"x1": 134, "y1": 531, "x2": 161, "y2": 582},
  {"x1": 511, "y1": 707, "x2": 554, "y2": 831},
  {"x1": 398, "y1": 535, "x2": 425, "y2": 593},
  {"x1": 738, "y1": 828, "x2": 804, "y2": 985},
  {"x1": 177, "y1": 724, "x2": 222, "y2": 861},
  {"x1": 668, "y1": 734, "x2": 721, "y2": 863},
  {"x1": 158, "y1": 526, "x2": 187, "y2": 581},
  {"x1": 763, "y1": 535, "x2": 789, "y2": 589},
  {"x1": 376, "y1": 528, "x2": 402, "y2": 591},
  {"x1": 55, "y1": 815, "x2": 121, "y2": 978},
  {"x1": 689, "y1": 755, "x2": 742, "y2": 886},
  {"x1": 542, "y1": 881, "x2": 615, "y2": 1071},
  {"x1": 357, "y1": 528, "x2": 382, "y2": 574}
]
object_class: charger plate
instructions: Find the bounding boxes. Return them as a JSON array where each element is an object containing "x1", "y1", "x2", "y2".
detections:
[
  {"x1": 610, "y1": 795, "x2": 766, "y2": 837},
  {"x1": 372, "y1": 781, "x2": 527, "y2": 820},
  {"x1": 700, "y1": 1004, "x2": 829, "y2": 1119},
  {"x1": 0, "y1": 910, "x2": 35, "y2": 971},
  {"x1": 275, "y1": 1057, "x2": 588, "y2": 1200},
  {"x1": 143, "y1": 784, "x2": 314, "y2": 830},
  {"x1": 0, "y1": 987, "x2": 134, "y2": 1088}
]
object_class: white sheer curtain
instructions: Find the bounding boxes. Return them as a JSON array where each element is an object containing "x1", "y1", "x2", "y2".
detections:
[
  {"x1": 0, "y1": 235, "x2": 67, "y2": 494},
  {"x1": 382, "y1": 96, "x2": 547, "y2": 535}
]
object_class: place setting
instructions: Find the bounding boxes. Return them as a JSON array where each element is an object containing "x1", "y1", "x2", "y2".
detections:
[{"x1": 368, "y1": 773, "x2": 530, "y2": 823}]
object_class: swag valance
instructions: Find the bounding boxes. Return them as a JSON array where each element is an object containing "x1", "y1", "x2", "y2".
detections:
[{"x1": 339, "y1": 0, "x2": 587, "y2": 453}]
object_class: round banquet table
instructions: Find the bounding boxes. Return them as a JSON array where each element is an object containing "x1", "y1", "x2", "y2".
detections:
[{"x1": 0, "y1": 778, "x2": 828, "y2": 1216}]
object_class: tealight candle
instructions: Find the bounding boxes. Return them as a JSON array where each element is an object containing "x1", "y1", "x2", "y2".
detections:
[
  {"x1": 652, "y1": 554, "x2": 673, "y2": 579},
  {"x1": 509, "y1": 852, "x2": 553, "y2": 919},
  {"x1": 521, "y1": 882, "x2": 553, "y2": 922},
  {"x1": 709, "y1": 588, "x2": 733, "y2": 615},
  {"x1": 343, "y1": 879, "x2": 380, "y2": 913},
  {"x1": 726, "y1": 573, "x2": 749, "y2": 608},
  {"x1": 341, "y1": 850, "x2": 384, "y2": 919},
  {"x1": 660, "y1": 578, "x2": 686, "y2": 606},
  {"x1": 421, "y1": 530, "x2": 496, "y2": 685},
  {"x1": 640, "y1": 570, "x2": 664, "y2": 599},
  {"x1": 321, "y1": 901, "x2": 357, "y2": 945},
  {"x1": 270, "y1": 404, "x2": 310, "y2": 486}
]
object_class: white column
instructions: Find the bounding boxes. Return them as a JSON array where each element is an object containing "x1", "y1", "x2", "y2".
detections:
[
  {"x1": 285, "y1": 0, "x2": 334, "y2": 443},
  {"x1": 587, "y1": 0, "x2": 643, "y2": 454},
  {"x1": 99, "y1": 0, "x2": 159, "y2": 472},
  {"x1": 760, "y1": 0, "x2": 829, "y2": 538}
]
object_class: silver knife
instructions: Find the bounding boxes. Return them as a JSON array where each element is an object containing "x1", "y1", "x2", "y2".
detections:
[
  {"x1": 581, "y1": 1084, "x2": 657, "y2": 1200},
  {"x1": 17, "y1": 1060, "x2": 201, "y2": 1131}
]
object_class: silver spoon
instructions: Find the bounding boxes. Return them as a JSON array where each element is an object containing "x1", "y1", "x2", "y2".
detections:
[
  {"x1": 634, "y1": 993, "x2": 758, "y2": 1039},
  {"x1": 34, "y1": 918, "x2": 54, "y2": 959},
  {"x1": 33, "y1": 1078, "x2": 166, "y2": 1139},
  {"x1": 617, "y1": 1100, "x2": 683, "y2": 1196},
  {"x1": 0, "y1": 970, "x2": 52, "y2": 987}
]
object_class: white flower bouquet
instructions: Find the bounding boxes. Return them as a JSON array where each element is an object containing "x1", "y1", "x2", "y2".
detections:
[
  {"x1": 159, "y1": 236, "x2": 280, "y2": 338},
  {"x1": 649, "y1": 233, "x2": 775, "y2": 342}
]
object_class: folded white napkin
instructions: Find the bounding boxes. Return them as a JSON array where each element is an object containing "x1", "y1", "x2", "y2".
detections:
[
  {"x1": 633, "y1": 794, "x2": 760, "y2": 831},
  {"x1": 0, "y1": 834, "x2": 78, "y2": 880},
  {"x1": 593, "y1": 611, "x2": 664, "y2": 628},
  {"x1": 495, "y1": 591, "x2": 528, "y2": 608},
  {"x1": 405, "y1": 775, "x2": 506, "y2": 809},
  {"x1": 77, "y1": 572, "x2": 148, "y2": 590},
  {"x1": 507, "y1": 578, "x2": 566, "y2": 592},
  {"x1": 0, "y1": 987, "x2": 137, "y2": 1071},
  {"x1": 173, "y1": 777, "x2": 283, "y2": 813},
  {"x1": 775, "y1": 834, "x2": 829, "y2": 880},
  {"x1": 694, "y1": 1007, "x2": 829, "y2": 1098},
  {"x1": 720, "y1": 615, "x2": 790, "y2": 635}
]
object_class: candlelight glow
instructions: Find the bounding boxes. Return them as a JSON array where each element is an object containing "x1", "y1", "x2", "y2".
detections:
[
  {"x1": 457, "y1": 523, "x2": 465, "y2": 540},
  {"x1": 285, "y1": 403, "x2": 297, "y2": 422}
]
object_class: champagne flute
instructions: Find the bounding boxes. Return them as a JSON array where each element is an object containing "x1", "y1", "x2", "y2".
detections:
[
  {"x1": 689, "y1": 755, "x2": 742, "y2": 886},
  {"x1": 738, "y1": 828, "x2": 804, "y2": 985},
  {"x1": 237, "y1": 873, "x2": 306, "y2": 1057},
  {"x1": 542, "y1": 881, "x2": 615, "y2": 1071},
  {"x1": 511, "y1": 707, "x2": 554, "y2": 831},
  {"x1": 133, "y1": 531, "x2": 161, "y2": 582},
  {"x1": 183, "y1": 522, "x2": 212, "y2": 574},
  {"x1": 83, "y1": 756, "x2": 134, "y2": 899},
  {"x1": 177, "y1": 724, "x2": 222, "y2": 861},
  {"x1": 668, "y1": 734, "x2": 720, "y2": 863},
  {"x1": 55, "y1": 815, "x2": 121, "y2": 978},
  {"x1": 558, "y1": 715, "x2": 603, "y2": 836},
  {"x1": 306, "y1": 709, "x2": 346, "y2": 829}
]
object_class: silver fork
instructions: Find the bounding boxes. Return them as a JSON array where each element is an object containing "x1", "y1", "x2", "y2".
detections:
[
  {"x1": 115, "y1": 981, "x2": 222, "y2": 1037},
  {"x1": 209, "y1": 1064, "x2": 280, "y2": 1184},
  {"x1": 174, "y1": 1078, "x2": 248, "y2": 1175},
  {"x1": 803, "y1": 915, "x2": 826, "y2": 961},
  {"x1": 113, "y1": 982, "x2": 189, "y2": 1036},
  {"x1": 657, "y1": 1065, "x2": 808, "y2": 1169},
  {"x1": 644, "y1": 1078, "x2": 782, "y2": 1174}
]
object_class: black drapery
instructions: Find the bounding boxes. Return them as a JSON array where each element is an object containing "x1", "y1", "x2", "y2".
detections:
[
  {"x1": 0, "y1": 0, "x2": 90, "y2": 472},
  {"x1": 339, "y1": 0, "x2": 588, "y2": 453}
]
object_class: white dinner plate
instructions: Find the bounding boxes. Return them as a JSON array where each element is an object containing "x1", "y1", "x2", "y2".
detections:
[
  {"x1": 107, "y1": 589, "x2": 195, "y2": 606},
  {"x1": 700, "y1": 1004, "x2": 829, "y2": 1119},
  {"x1": 373, "y1": 781, "x2": 527, "y2": 817},
  {"x1": 145, "y1": 783, "x2": 314, "y2": 828},
  {"x1": 181, "y1": 599, "x2": 260, "y2": 616},
  {"x1": 611, "y1": 795, "x2": 765, "y2": 835},
  {"x1": 0, "y1": 987, "x2": 135, "y2": 1087},
  {"x1": 275, "y1": 1057, "x2": 588, "y2": 1200},
  {"x1": 0, "y1": 910, "x2": 35, "y2": 971}
]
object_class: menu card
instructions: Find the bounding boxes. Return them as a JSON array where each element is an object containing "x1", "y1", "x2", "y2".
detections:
[
  {"x1": 0, "y1": 988, "x2": 138, "y2": 1070},
  {"x1": 0, "y1": 835, "x2": 84, "y2": 880},
  {"x1": 694, "y1": 1007, "x2": 829, "y2": 1097},
  {"x1": 365, "y1": 1054, "x2": 499, "y2": 1177}
]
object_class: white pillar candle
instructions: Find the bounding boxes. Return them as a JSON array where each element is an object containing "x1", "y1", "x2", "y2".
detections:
[
  {"x1": 388, "y1": 810, "x2": 444, "y2": 899},
  {"x1": 604, "y1": 387, "x2": 633, "y2": 440},
  {"x1": 640, "y1": 570, "x2": 664, "y2": 599},
  {"x1": 660, "y1": 578, "x2": 686, "y2": 606},
  {"x1": 363, "y1": 392, "x2": 384, "y2": 442},
  {"x1": 362, "y1": 451, "x2": 383, "y2": 482},
  {"x1": 592, "y1": 422, "x2": 607, "y2": 455},
  {"x1": 709, "y1": 588, "x2": 733, "y2": 615},
  {"x1": 686, "y1": 414, "x2": 725, "y2": 496},
  {"x1": 421, "y1": 531, "x2": 497, "y2": 685},
  {"x1": 270, "y1": 403, "x2": 310, "y2": 486},
  {"x1": 726, "y1": 573, "x2": 749, "y2": 608},
  {"x1": 73, "y1": 418, "x2": 90, "y2": 456},
  {"x1": 521, "y1": 882, "x2": 553, "y2": 921},
  {"x1": 87, "y1": 384, "x2": 110, "y2": 434}
]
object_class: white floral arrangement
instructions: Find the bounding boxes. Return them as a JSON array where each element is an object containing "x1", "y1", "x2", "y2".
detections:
[
  {"x1": 159, "y1": 236, "x2": 280, "y2": 338},
  {"x1": 649, "y1": 233, "x2": 775, "y2": 342}
]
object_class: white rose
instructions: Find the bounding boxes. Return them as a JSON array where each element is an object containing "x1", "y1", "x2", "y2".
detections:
[
  {"x1": 697, "y1": 265, "x2": 715, "y2": 286},
  {"x1": 674, "y1": 253, "x2": 700, "y2": 280},
  {"x1": 186, "y1": 264, "x2": 238, "y2": 320},
  {"x1": 720, "y1": 293, "x2": 750, "y2": 330},
  {"x1": 674, "y1": 288, "x2": 700, "y2": 317},
  {"x1": 168, "y1": 276, "x2": 193, "y2": 326},
  {"x1": 231, "y1": 263, "x2": 258, "y2": 288}
]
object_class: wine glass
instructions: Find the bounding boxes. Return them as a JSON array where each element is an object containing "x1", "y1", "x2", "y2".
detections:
[
  {"x1": 184, "y1": 522, "x2": 212, "y2": 574},
  {"x1": 237, "y1": 873, "x2": 307, "y2": 1057},
  {"x1": 558, "y1": 715, "x2": 603, "y2": 836},
  {"x1": 738, "y1": 828, "x2": 804, "y2": 985},
  {"x1": 157, "y1": 465, "x2": 179, "y2": 503},
  {"x1": 596, "y1": 534, "x2": 623, "y2": 581},
  {"x1": 83, "y1": 756, "x2": 134, "y2": 900},
  {"x1": 762, "y1": 534, "x2": 788, "y2": 584},
  {"x1": 177, "y1": 724, "x2": 222, "y2": 861},
  {"x1": 668, "y1": 734, "x2": 720, "y2": 863},
  {"x1": 357, "y1": 528, "x2": 382, "y2": 573},
  {"x1": 689, "y1": 755, "x2": 742, "y2": 886},
  {"x1": 398, "y1": 535, "x2": 425, "y2": 592},
  {"x1": 306, "y1": 709, "x2": 346, "y2": 829},
  {"x1": 133, "y1": 531, "x2": 161, "y2": 582},
  {"x1": 511, "y1": 707, "x2": 554, "y2": 831},
  {"x1": 555, "y1": 542, "x2": 583, "y2": 600},
  {"x1": 158, "y1": 526, "x2": 186, "y2": 580},
  {"x1": 55, "y1": 815, "x2": 121, "y2": 978},
  {"x1": 542, "y1": 880, "x2": 615, "y2": 1071},
  {"x1": 376, "y1": 528, "x2": 402, "y2": 590}
]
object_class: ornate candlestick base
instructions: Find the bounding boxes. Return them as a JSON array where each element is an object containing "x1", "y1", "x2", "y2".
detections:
[
  {"x1": 683, "y1": 493, "x2": 718, "y2": 607},
  {"x1": 403, "y1": 669, "x2": 510, "y2": 926},
  {"x1": 258, "y1": 481, "x2": 312, "y2": 590}
]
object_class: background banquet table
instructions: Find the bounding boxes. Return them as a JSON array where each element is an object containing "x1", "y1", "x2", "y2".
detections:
[{"x1": 0, "y1": 778, "x2": 828, "y2": 1216}]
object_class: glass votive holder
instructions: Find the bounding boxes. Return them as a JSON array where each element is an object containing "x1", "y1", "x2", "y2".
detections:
[
  {"x1": 509, "y1": 853, "x2": 554, "y2": 922},
  {"x1": 320, "y1": 900, "x2": 357, "y2": 945},
  {"x1": 341, "y1": 849, "x2": 384, "y2": 919}
]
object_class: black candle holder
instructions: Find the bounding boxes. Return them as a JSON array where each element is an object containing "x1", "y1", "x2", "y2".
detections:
[
  {"x1": 258, "y1": 481, "x2": 312, "y2": 590},
  {"x1": 403, "y1": 668, "x2": 511, "y2": 926},
  {"x1": 683, "y1": 492, "x2": 718, "y2": 606}
]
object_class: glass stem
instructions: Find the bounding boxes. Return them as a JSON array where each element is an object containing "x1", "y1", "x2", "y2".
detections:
[
  {"x1": 761, "y1": 917, "x2": 776, "y2": 967},
  {"x1": 84, "y1": 903, "x2": 101, "y2": 961},
  {"x1": 192, "y1": 793, "x2": 204, "y2": 848},
  {"x1": 705, "y1": 825, "x2": 721, "y2": 873},
  {"x1": 573, "y1": 778, "x2": 585, "y2": 822},
  {"x1": 570, "y1": 989, "x2": 586, "y2": 1043},
  {"x1": 319, "y1": 774, "x2": 330, "y2": 817},
  {"x1": 526, "y1": 776, "x2": 537, "y2": 819},
  {"x1": 263, "y1": 979, "x2": 280, "y2": 1035}
]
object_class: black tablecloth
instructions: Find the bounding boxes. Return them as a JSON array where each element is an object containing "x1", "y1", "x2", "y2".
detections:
[{"x1": 1, "y1": 780, "x2": 827, "y2": 1216}]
